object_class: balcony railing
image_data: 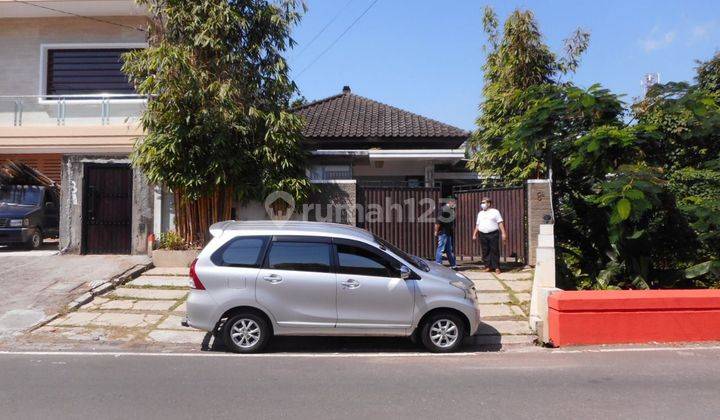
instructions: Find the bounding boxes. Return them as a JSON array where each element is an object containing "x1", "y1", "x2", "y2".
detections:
[{"x1": 0, "y1": 94, "x2": 148, "y2": 127}]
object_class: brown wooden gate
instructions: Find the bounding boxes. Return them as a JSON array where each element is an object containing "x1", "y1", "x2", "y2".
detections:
[
  {"x1": 358, "y1": 186, "x2": 440, "y2": 258},
  {"x1": 454, "y1": 186, "x2": 526, "y2": 262},
  {"x1": 82, "y1": 165, "x2": 132, "y2": 254}
]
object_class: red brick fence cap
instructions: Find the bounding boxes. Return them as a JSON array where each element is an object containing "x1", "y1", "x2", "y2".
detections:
[{"x1": 548, "y1": 290, "x2": 720, "y2": 312}]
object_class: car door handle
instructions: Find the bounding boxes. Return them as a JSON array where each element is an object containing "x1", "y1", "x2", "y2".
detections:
[
  {"x1": 341, "y1": 279, "x2": 360, "y2": 289},
  {"x1": 263, "y1": 274, "x2": 283, "y2": 284}
]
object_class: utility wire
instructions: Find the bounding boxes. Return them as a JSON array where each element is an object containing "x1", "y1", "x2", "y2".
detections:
[
  {"x1": 12, "y1": 0, "x2": 147, "y2": 33},
  {"x1": 296, "y1": 0, "x2": 379, "y2": 77},
  {"x1": 295, "y1": 0, "x2": 355, "y2": 58}
]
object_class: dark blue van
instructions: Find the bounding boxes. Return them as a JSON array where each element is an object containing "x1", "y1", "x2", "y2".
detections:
[{"x1": 0, "y1": 185, "x2": 59, "y2": 249}]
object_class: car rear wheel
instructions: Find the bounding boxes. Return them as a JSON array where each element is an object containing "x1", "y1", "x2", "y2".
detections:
[
  {"x1": 25, "y1": 229, "x2": 42, "y2": 250},
  {"x1": 420, "y1": 312, "x2": 466, "y2": 353},
  {"x1": 223, "y1": 313, "x2": 270, "y2": 353}
]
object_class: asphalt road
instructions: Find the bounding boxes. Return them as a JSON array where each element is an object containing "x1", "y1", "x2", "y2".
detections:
[{"x1": 1, "y1": 346, "x2": 719, "y2": 419}]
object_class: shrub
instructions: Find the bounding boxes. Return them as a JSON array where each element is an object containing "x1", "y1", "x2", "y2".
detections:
[{"x1": 157, "y1": 231, "x2": 189, "y2": 251}]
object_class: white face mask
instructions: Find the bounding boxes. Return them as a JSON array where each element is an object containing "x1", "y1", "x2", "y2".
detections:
[{"x1": 480, "y1": 203, "x2": 488, "y2": 210}]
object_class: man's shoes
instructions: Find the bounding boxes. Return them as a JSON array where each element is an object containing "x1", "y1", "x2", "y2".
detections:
[{"x1": 450, "y1": 265, "x2": 459, "y2": 270}]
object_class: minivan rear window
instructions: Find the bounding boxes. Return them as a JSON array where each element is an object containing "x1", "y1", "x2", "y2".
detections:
[
  {"x1": 212, "y1": 237, "x2": 267, "y2": 267},
  {"x1": 266, "y1": 242, "x2": 331, "y2": 273}
]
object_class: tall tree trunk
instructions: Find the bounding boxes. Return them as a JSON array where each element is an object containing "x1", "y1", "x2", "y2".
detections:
[{"x1": 174, "y1": 186, "x2": 233, "y2": 246}]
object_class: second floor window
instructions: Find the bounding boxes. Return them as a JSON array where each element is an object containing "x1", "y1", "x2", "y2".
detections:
[{"x1": 46, "y1": 48, "x2": 136, "y2": 96}]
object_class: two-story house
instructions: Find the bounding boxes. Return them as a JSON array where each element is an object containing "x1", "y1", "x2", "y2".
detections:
[
  {"x1": 0, "y1": 0, "x2": 151, "y2": 254},
  {"x1": 0, "y1": 0, "x2": 478, "y2": 255}
]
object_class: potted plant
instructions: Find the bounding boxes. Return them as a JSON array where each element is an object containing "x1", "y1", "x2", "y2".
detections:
[{"x1": 151, "y1": 231, "x2": 200, "y2": 267}]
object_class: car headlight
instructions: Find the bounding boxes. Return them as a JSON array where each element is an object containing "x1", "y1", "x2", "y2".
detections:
[
  {"x1": 450, "y1": 280, "x2": 472, "y2": 299},
  {"x1": 9, "y1": 219, "x2": 26, "y2": 227}
]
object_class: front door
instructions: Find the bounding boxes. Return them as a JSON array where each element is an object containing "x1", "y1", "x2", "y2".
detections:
[
  {"x1": 82, "y1": 165, "x2": 132, "y2": 254},
  {"x1": 255, "y1": 237, "x2": 336, "y2": 330},
  {"x1": 334, "y1": 240, "x2": 415, "y2": 330}
]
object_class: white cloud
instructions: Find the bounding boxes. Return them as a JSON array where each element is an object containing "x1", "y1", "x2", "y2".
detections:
[
  {"x1": 639, "y1": 27, "x2": 676, "y2": 52},
  {"x1": 691, "y1": 21, "x2": 718, "y2": 41}
]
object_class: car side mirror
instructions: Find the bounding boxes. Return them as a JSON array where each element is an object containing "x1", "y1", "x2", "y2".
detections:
[{"x1": 399, "y1": 265, "x2": 411, "y2": 280}]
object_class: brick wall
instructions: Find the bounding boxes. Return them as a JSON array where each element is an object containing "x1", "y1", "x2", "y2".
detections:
[{"x1": 526, "y1": 179, "x2": 552, "y2": 266}]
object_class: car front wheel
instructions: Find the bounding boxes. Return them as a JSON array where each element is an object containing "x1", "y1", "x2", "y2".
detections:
[
  {"x1": 420, "y1": 312, "x2": 466, "y2": 353},
  {"x1": 223, "y1": 313, "x2": 270, "y2": 353},
  {"x1": 25, "y1": 229, "x2": 42, "y2": 250}
]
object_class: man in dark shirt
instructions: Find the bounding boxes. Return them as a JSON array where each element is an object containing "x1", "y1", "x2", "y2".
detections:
[{"x1": 434, "y1": 197, "x2": 457, "y2": 269}]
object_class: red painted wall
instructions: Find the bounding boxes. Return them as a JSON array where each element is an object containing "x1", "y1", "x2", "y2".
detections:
[{"x1": 548, "y1": 290, "x2": 720, "y2": 347}]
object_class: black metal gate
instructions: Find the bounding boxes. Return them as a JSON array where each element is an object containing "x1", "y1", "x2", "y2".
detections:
[{"x1": 82, "y1": 165, "x2": 132, "y2": 254}]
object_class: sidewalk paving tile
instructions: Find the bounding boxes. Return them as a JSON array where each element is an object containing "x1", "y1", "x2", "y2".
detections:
[
  {"x1": 157, "y1": 315, "x2": 186, "y2": 330},
  {"x1": 477, "y1": 320, "x2": 532, "y2": 335},
  {"x1": 463, "y1": 271, "x2": 496, "y2": 280},
  {"x1": 49, "y1": 312, "x2": 101, "y2": 327},
  {"x1": 510, "y1": 306, "x2": 526, "y2": 316},
  {"x1": 111, "y1": 288, "x2": 187, "y2": 300},
  {"x1": 132, "y1": 300, "x2": 178, "y2": 311},
  {"x1": 127, "y1": 276, "x2": 189, "y2": 288},
  {"x1": 82, "y1": 297, "x2": 110, "y2": 310},
  {"x1": 478, "y1": 304, "x2": 515, "y2": 317},
  {"x1": 91, "y1": 313, "x2": 162, "y2": 328},
  {"x1": 143, "y1": 267, "x2": 190, "y2": 277},
  {"x1": 472, "y1": 279, "x2": 505, "y2": 291},
  {"x1": 173, "y1": 302, "x2": 187, "y2": 313},
  {"x1": 476, "y1": 292, "x2": 512, "y2": 304},
  {"x1": 496, "y1": 272, "x2": 533, "y2": 281},
  {"x1": 503, "y1": 280, "x2": 533, "y2": 292},
  {"x1": 514, "y1": 293, "x2": 531, "y2": 303},
  {"x1": 32, "y1": 326, "x2": 137, "y2": 342},
  {"x1": 148, "y1": 329, "x2": 207, "y2": 344},
  {"x1": 98, "y1": 300, "x2": 135, "y2": 310}
]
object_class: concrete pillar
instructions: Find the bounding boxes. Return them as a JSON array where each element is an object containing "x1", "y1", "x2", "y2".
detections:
[
  {"x1": 528, "y1": 224, "x2": 561, "y2": 343},
  {"x1": 526, "y1": 179, "x2": 552, "y2": 266}
]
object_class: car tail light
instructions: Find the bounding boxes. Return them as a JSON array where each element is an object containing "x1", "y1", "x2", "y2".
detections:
[{"x1": 189, "y1": 258, "x2": 205, "y2": 290}]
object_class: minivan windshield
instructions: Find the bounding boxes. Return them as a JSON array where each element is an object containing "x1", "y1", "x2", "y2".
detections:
[
  {"x1": 374, "y1": 235, "x2": 430, "y2": 272},
  {"x1": 0, "y1": 186, "x2": 42, "y2": 206}
]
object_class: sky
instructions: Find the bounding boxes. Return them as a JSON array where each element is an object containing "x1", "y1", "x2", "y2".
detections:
[{"x1": 287, "y1": 0, "x2": 720, "y2": 130}]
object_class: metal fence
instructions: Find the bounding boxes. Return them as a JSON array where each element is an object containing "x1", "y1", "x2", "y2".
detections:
[
  {"x1": 454, "y1": 186, "x2": 527, "y2": 262},
  {"x1": 357, "y1": 186, "x2": 441, "y2": 258}
]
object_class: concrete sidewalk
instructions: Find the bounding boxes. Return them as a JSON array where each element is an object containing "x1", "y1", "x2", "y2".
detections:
[
  {"x1": 31, "y1": 266, "x2": 203, "y2": 346},
  {"x1": 463, "y1": 268, "x2": 535, "y2": 346},
  {"x1": 0, "y1": 254, "x2": 150, "y2": 340}
]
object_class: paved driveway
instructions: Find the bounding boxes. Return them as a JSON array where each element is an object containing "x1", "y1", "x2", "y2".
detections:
[{"x1": 0, "y1": 253, "x2": 149, "y2": 339}]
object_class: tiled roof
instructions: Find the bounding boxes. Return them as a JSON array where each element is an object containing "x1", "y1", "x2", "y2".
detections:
[{"x1": 293, "y1": 87, "x2": 470, "y2": 141}]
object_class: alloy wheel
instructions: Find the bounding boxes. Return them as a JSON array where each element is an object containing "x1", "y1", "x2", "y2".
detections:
[
  {"x1": 429, "y1": 319, "x2": 459, "y2": 348},
  {"x1": 230, "y1": 318, "x2": 261, "y2": 349}
]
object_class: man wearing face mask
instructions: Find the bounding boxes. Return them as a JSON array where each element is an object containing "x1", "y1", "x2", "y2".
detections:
[
  {"x1": 434, "y1": 196, "x2": 458, "y2": 269},
  {"x1": 472, "y1": 197, "x2": 507, "y2": 273}
]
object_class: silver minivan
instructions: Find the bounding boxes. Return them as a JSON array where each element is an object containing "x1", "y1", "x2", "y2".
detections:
[{"x1": 185, "y1": 221, "x2": 482, "y2": 353}]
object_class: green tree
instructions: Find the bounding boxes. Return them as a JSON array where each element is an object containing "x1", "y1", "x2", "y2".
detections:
[
  {"x1": 632, "y1": 53, "x2": 720, "y2": 286},
  {"x1": 467, "y1": 6, "x2": 589, "y2": 180},
  {"x1": 468, "y1": 7, "x2": 720, "y2": 289},
  {"x1": 123, "y1": 0, "x2": 312, "y2": 244}
]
